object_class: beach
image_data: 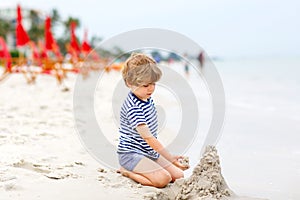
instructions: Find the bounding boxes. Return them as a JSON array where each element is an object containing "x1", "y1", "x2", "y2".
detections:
[{"x1": 0, "y1": 57, "x2": 299, "y2": 199}]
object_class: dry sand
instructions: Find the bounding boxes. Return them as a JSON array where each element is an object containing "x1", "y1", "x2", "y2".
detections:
[{"x1": 0, "y1": 73, "x2": 151, "y2": 199}]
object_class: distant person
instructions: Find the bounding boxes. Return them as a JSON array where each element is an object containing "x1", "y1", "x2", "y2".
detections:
[
  {"x1": 198, "y1": 51, "x2": 205, "y2": 68},
  {"x1": 117, "y1": 53, "x2": 189, "y2": 188},
  {"x1": 23, "y1": 55, "x2": 37, "y2": 84},
  {"x1": 168, "y1": 58, "x2": 174, "y2": 64},
  {"x1": 153, "y1": 54, "x2": 161, "y2": 63},
  {"x1": 183, "y1": 53, "x2": 190, "y2": 76}
]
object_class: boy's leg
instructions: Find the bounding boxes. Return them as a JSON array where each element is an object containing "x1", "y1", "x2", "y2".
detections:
[
  {"x1": 119, "y1": 157, "x2": 172, "y2": 188},
  {"x1": 155, "y1": 156, "x2": 184, "y2": 182},
  {"x1": 118, "y1": 167, "x2": 152, "y2": 186},
  {"x1": 133, "y1": 157, "x2": 172, "y2": 188}
]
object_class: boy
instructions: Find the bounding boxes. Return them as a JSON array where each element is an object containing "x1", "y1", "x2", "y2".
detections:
[{"x1": 117, "y1": 53, "x2": 189, "y2": 188}]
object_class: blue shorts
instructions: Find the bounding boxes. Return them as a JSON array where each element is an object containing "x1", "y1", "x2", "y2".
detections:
[{"x1": 118, "y1": 152, "x2": 158, "y2": 171}]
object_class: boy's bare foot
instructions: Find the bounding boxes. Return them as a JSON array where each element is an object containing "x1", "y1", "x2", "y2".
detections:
[{"x1": 117, "y1": 167, "x2": 130, "y2": 177}]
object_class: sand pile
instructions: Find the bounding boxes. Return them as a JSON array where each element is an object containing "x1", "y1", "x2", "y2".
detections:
[
  {"x1": 174, "y1": 146, "x2": 233, "y2": 199},
  {"x1": 146, "y1": 146, "x2": 234, "y2": 200}
]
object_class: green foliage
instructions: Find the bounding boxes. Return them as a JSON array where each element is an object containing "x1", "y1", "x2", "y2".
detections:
[
  {"x1": 0, "y1": 7, "x2": 123, "y2": 58},
  {"x1": 0, "y1": 18, "x2": 12, "y2": 40},
  {"x1": 28, "y1": 25, "x2": 44, "y2": 42},
  {"x1": 26, "y1": 9, "x2": 44, "y2": 42},
  {"x1": 50, "y1": 8, "x2": 61, "y2": 31},
  {"x1": 63, "y1": 17, "x2": 80, "y2": 38},
  {"x1": 56, "y1": 37, "x2": 69, "y2": 55},
  {"x1": 90, "y1": 35, "x2": 102, "y2": 48},
  {"x1": 10, "y1": 50, "x2": 20, "y2": 58}
]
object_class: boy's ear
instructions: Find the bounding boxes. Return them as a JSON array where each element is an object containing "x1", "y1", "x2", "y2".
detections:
[{"x1": 125, "y1": 81, "x2": 132, "y2": 88}]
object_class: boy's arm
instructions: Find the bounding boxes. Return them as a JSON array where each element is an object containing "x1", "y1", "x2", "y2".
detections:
[{"x1": 136, "y1": 124, "x2": 175, "y2": 163}]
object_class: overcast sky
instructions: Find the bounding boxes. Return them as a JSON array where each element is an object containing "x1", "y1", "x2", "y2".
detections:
[{"x1": 1, "y1": 0, "x2": 300, "y2": 58}]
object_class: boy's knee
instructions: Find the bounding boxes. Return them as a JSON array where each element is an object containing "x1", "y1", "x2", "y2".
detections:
[
  {"x1": 152, "y1": 172, "x2": 171, "y2": 188},
  {"x1": 172, "y1": 170, "x2": 184, "y2": 182}
]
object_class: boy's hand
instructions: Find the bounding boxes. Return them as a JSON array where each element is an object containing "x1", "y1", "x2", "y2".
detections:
[{"x1": 172, "y1": 156, "x2": 190, "y2": 171}]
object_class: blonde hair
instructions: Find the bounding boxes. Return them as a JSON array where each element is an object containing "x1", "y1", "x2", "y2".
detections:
[{"x1": 122, "y1": 53, "x2": 162, "y2": 87}]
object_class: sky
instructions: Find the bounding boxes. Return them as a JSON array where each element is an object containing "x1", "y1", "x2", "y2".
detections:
[{"x1": 1, "y1": 0, "x2": 300, "y2": 58}]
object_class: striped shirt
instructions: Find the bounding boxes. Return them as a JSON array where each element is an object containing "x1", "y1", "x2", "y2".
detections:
[{"x1": 117, "y1": 91, "x2": 159, "y2": 159}]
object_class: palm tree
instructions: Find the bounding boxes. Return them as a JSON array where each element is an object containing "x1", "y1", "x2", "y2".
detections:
[
  {"x1": 90, "y1": 35, "x2": 102, "y2": 48},
  {"x1": 63, "y1": 17, "x2": 80, "y2": 39},
  {"x1": 0, "y1": 18, "x2": 12, "y2": 40},
  {"x1": 50, "y1": 8, "x2": 61, "y2": 32},
  {"x1": 27, "y1": 9, "x2": 44, "y2": 42},
  {"x1": 55, "y1": 17, "x2": 80, "y2": 54}
]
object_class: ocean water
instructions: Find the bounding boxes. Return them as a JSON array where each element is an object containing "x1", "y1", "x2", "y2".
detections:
[
  {"x1": 209, "y1": 57, "x2": 300, "y2": 200},
  {"x1": 215, "y1": 57, "x2": 300, "y2": 120}
]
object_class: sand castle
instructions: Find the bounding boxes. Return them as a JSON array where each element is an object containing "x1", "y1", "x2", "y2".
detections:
[
  {"x1": 146, "y1": 146, "x2": 235, "y2": 200},
  {"x1": 175, "y1": 146, "x2": 232, "y2": 200}
]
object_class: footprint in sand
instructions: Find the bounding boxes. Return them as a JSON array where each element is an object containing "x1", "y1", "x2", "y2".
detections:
[
  {"x1": 0, "y1": 170, "x2": 18, "y2": 191},
  {"x1": 12, "y1": 159, "x2": 51, "y2": 174},
  {"x1": 12, "y1": 159, "x2": 82, "y2": 180}
]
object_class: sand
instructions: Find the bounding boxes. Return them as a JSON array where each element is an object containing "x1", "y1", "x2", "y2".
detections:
[{"x1": 0, "y1": 72, "x2": 163, "y2": 200}]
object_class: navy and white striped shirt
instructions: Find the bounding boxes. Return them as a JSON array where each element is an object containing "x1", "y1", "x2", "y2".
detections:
[{"x1": 117, "y1": 92, "x2": 159, "y2": 159}]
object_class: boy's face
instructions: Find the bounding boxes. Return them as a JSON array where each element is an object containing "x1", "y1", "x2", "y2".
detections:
[{"x1": 131, "y1": 82, "x2": 156, "y2": 101}]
